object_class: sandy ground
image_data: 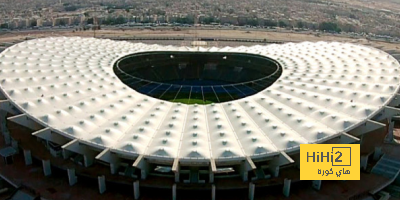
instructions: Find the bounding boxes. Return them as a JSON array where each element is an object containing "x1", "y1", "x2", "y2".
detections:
[
  {"x1": 1, "y1": 29, "x2": 399, "y2": 52},
  {"x1": 331, "y1": 0, "x2": 400, "y2": 12},
  {"x1": 0, "y1": 29, "x2": 352, "y2": 42}
]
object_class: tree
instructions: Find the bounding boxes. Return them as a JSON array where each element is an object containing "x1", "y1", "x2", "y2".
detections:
[
  {"x1": 297, "y1": 21, "x2": 304, "y2": 29},
  {"x1": 114, "y1": 16, "x2": 126, "y2": 24},
  {"x1": 278, "y1": 20, "x2": 287, "y2": 27},
  {"x1": 176, "y1": 16, "x2": 194, "y2": 24},
  {"x1": 203, "y1": 16, "x2": 216, "y2": 24},
  {"x1": 87, "y1": 18, "x2": 94, "y2": 25},
  {"x1": 65, "y1": 5, "x2": 78, "y2": 12},
  {"x1": 264, "y1": 19, "x2": 277, "y2": 27},
  {"x1": 30, "y1": 21, "x2": 37, "y2": 27},
  {"x1": 319, "y1": 22, "x2": 341, "y2": 33},
  {"x1": 246, "y1": 18, "x2": 258, "y2": 26}
]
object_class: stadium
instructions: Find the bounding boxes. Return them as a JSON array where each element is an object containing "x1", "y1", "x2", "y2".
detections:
[{"x1": 1, "y1": 37, "x2": 400, "y2": 199}]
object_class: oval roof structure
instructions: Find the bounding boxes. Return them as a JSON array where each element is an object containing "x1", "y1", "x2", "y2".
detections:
[{"x1": 0, "y1": 37, "x2": 399, "y2": 162}]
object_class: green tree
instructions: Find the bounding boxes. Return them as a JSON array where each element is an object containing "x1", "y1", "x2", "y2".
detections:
[
  {"x1": 177, "y1": 16, "x2": 194, "y2": 24},
  {"x1": 297, "y1": 21, "x2": 304, "y2": 28},
  {"x1": 246, "y1": 18, "x2": 258, "y2": 26},
  {"x1": 114, "y1": 16, "x2": 126, "y2": 24},
  {"x1": 30, "y1": 21, "x2": 37, "y2": 27},
  {"x1": 319, "y1": 21, "x2": 341, "y2": 33},
  {"x1": 65, "y1": 5, "x2": 78, "y2": 12},
  {"x1": 59, "y1": 21, "x2": 66, "y2": 26},
  {"x1": 203, "y1": 16, "x2": 216, "y2": 24},
  {"x1": 278, "y1": 20, "x2": 287, "y2": 27},
  {"x1": 87, "y1": 18, "x2": 94, "y2": 24},
  {"x1": 264, "y1": 19, "x2": 277, "y2": 27}
]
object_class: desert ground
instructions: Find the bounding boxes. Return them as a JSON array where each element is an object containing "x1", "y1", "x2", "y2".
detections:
[{"x1": 1, "y1": 28, "x2": 399, "y2": 52}]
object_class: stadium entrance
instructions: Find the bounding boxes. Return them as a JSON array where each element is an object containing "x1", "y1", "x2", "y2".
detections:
[{"x1": 114, "y1": 52, "x2": 282, "y2": 104}]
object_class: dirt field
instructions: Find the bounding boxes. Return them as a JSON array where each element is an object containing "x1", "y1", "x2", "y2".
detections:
[
  {"x1": 331, "y1": 0, "x2": 400, "y2": 12},
  {"x1": 1, "y1": 29, "x2": 399, "y2": 51},
  {"x1": 0, "y1": 29, "x2": 352, "y2": 42}
]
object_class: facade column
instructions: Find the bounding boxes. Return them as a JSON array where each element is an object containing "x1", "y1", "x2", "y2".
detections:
[
  {"x1": 283, "y1": 178, "x2": 291, "y2": 197},
  {"x1": 312, "y1": 180, "x2": 322, "y2": 190},
  {"x1": 133, "y1": 180, "x2": 140, "y2": 200},
  {"x1": 23, "y1": 150, "x2": 32, "y2": 165},
  {"x1": 385, "y1": 120, "x2": 395, "y2": 142},
  {"x1": 172, "y1": 184, "x2": 177, "y2": 200},
  {"x1": 67, "y1": 168, "x2": 78, "y2": 186},
  {"x1": 98, "y1": 175, "x2": 106, "y2": 194},
  {"x1": 42, "y1": 160, "x2": 51, "y2": 176},
  {"x1": 62, "y1": 149, "x2": 73, "y2": 160},
  {"x1": 248, "y1": 183, "x2": 255, "y2": 200},
  {"x1": 141, "y1": 169, "x2": 148, "y2": 180},
  {"x1": 1, "y1": 110, "x2": 11, "y2": 145},
  {"x1": 110, "y1": 163, "x2": 119, "y2": 174},
  {"x1": 83, "y1": 155, "x2": 94, "y2": 167},
  {"x1": 3, "y1": 130, "x2": 11, "y2": 145},
  {"x1": 11, "y1": 140, "x2": 19, "y2": 153},
  {"x1": 209, "y1": 170, "x2": 214, "y2": 183},
  {"x1": 175, "y1": 171, "x2": 180, "y2": 182},
  {"x1": 373, "y1": 146, "x2": 382, "y2": 161},
  {"x1": 360, "y1": 155, "x2": 369, "y2": 171},
  {"x1": 212, "y1": 184, "x2": 216, "y2": 200}
]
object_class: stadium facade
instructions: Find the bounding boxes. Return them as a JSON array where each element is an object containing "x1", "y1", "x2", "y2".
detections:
[{"x1": 0, "y1": 37, "x2": 400, "y2": 199}]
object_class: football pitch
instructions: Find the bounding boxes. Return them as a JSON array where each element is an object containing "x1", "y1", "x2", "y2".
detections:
[{"x1": 170, "y1": 98, "x2": 214, "y2": 105}]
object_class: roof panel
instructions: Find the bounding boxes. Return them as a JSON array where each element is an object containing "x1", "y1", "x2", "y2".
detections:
[{"x1": 0, "y1": 37, "x2": 399, "y2": 161}]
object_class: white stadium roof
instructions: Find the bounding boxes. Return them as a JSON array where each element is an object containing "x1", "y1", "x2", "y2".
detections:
[{"x1": 0, "y1": 37, "x2": 399, "y2": 162}]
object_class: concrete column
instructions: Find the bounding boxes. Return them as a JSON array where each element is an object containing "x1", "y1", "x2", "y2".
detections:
[
  {"x1": 62, "y1": 149, "x2": 73, "y2": 159},
  {"x1": 385, "y1": 120, "x2": 395, "y2": 142},
  {"x1": 11, "y1": 140, "x2": 18, "y2": 153},
  {"x1": 23, "y1": 150, "x2": 32, "y2": 165},
  {"x1": 283, "y1": 178, "x2": 291, "y2": 197},
  {"x1": 1, "y1": 110, "x2": 11, "y2": 145},
  {"x1": 67, "y1": 168, "x2": 77, "y2": 186},
  {"x1": 3, "y1": 131, "x2": 11, "y2": 145},
  {"x1": 42, "y1": 160, "x2": 51, "y2": 176},
  {"x1": 312, "y1": 180, "x2": 321, "y2": 190},
  {"x1": 270, "y1": 166, "x2": 279, "y2": 177},
  {"x1": 373, "y1": 146, "x2": 382, "y2": 161},
  {"x1": 242, "y1": 171, "x2": 248, "y2": 182},
  {"x1": 133, "y1": 180, "x2": 140, "y2": 200},
  {"x1": 0, "y1": 123, "x2": 6, "y2": 133},
  {"x1": 172, "y1": 184, "x2": 177, "y2": 200},
  {"x1": 174, "y1": 172, "x2": 180, "y2": 182},
  {"x1": 83, "y1": 155, "x2": 94, "y2": 167},
  {"x1": 141, "y1": 169, "x2": 147, "y2": 180},
  {"x1": 110, "y1": 163, "x2": 119, "y2": 174},
  {"x1": 209, "y1": 170, "x2": 214, "y2": 183},
  {"x1": 248, "y1": 183, "x2": 255, "y2": 200},
  {"x1": 0, "y1": 111, "x2": 7, "y2": 135},
  {"x1": 98, "y1": 175, "x2": 106, "y2": 194},
  {"x1": 239, "y1": 161, "x2": 249, "y2": 182},
  {"x1": 360, "y1": 155, "x2": 369, "y2": 171},
  {"x1": 212, "y1": 184, "x2": 216, "y2": 200}
]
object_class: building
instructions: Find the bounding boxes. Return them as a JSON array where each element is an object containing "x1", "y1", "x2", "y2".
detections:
[{"x1": 0, "y1": 37, "x2": 400, "y2": 199}]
